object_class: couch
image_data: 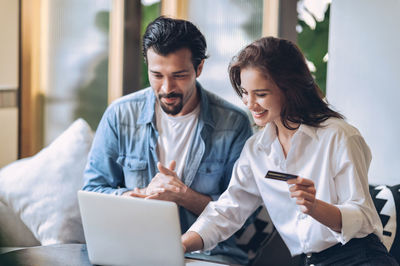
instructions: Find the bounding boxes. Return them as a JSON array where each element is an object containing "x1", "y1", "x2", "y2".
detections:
[{"x1": 0, "y1": 119, "x2": 399, "y2": 265}]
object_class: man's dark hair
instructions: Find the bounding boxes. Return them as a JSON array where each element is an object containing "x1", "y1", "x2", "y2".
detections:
[
  {"x1": 229, "y1": 36, "x2": 343, "y2": 130},
  {"x1": 142, "y1": 16, "x2": 208, "y2": 70}
]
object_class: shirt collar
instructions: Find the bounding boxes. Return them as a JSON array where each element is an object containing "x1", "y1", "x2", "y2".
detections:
[
  {"x1": 137, "y1": 81, "x2": 214, "y2": 128},
  {"x1": 197, "y1": 81, "x2": 215, "y2": 129},
  {"x1": 257, "y1": 123, "x2": 278, "y2": 149},
  {"x1": 137, "y1": 88, "x2": 156, "y2": 125},
  {"x1": 257, "y1": 122, "x2": 318, "y2": 149},
  {"x1": 297, "y1": 123, "x2": 318, "y2": 140}
]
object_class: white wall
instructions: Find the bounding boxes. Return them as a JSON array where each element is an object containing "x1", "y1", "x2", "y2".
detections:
[
  {"x1": 0, "y1": 0, "x2": 19, "y2": 167},
  {"x1": 327, "y1": 0, "x2": 400, "y2": 185},
  {"x1": 0, "y1": 109, "x2": 18, "y2": 167},
  {"x1": 0, "y1": 0, "x2": 18, "y2": 88}
]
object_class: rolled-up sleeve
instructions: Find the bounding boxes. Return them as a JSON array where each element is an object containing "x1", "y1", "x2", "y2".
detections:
[{"x1": 332, "y1": 135, "x2": 382, "y2": 243}]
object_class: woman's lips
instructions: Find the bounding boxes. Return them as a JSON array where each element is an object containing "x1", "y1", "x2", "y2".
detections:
[{"x1": 252, "y1": 110, "x2": 267, "y2": 118}]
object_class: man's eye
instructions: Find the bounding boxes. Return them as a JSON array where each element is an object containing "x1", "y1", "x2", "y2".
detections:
[{"x1": 174, "y1": 75, "x2": 186, "y2": 79}]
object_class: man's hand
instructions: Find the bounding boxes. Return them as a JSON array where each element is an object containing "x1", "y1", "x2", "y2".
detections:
[
  {"x1": 122, "y1": 189, "x2": 147, "y2": 198},
  {"x1": 287, "y1": 177, "x2": 317, "y2": 215},
  {"x1": 122, "y1": 161, "x2": 186, "y2": 201},
  {"x1": 122, "y1": 160, "x2": 211, "y2": 215},
  {"x1": 145, "y1": 161, "x2": 187, "y2": 197},
  {"x1": 145, "y1": 161, "x2": 188, "y2": 202}
]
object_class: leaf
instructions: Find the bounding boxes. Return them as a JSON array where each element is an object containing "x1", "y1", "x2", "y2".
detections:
[{"x1": 297, "y1": 4, "x2": 330, "y2": 94}]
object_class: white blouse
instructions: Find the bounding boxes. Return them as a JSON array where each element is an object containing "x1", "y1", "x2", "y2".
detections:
[{"x1": 189, "y1": 118, "x2": 383, "y2": 256}]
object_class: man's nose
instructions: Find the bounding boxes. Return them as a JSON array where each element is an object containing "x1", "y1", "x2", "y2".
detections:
[{"x1": 161, "y1": 77, "x2": 174, "y2": 94}]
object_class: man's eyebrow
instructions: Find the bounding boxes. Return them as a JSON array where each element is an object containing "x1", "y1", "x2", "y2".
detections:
[
  {"x1": 149, "y1": 70, "x2": 190, "y2": 74},
  {"x1": 172, "y1": 70, "x2": 190, "y2": 74}
]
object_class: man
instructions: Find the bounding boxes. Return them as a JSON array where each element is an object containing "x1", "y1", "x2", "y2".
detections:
[{"x1": 83, "y1": 16, "x2": 252, "y2": 264}]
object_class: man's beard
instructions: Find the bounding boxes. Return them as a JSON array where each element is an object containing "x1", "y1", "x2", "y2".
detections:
[{"x1": 158, "y1": 92, "x2": 183, "y2": 115}]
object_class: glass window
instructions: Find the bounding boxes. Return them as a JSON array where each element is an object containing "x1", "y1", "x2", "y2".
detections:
[
  {"x1": 42, "y1": 0, "x2": 111, "y2": 144},
  {"x1": 187, "y1": 0, "x2": 263, "y2": 109},
  {"x1": 141, "y1": 0, "x2": 161, "y2": 89}
]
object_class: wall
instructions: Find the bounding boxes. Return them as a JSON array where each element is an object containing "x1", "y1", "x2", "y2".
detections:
[
  {"x1": 0, "y1": 0, "x2": 19, "y2": 167},
  {"x1": 327, "y1": 0, "x2": 400, "y2": 185}
]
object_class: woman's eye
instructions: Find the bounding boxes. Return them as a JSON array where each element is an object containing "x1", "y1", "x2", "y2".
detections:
[{"x1": 256, "y1": 93, "x2": 267, "y2": 97}]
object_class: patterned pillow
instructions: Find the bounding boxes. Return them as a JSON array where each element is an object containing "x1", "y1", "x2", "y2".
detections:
[
  {"x1": 235, "y1": 206, "x2": 285, "y2": 265},
  {"x1": 235, "y1": 206, "x2": 301, "y2": 266},
  {"x1": 235, "y1": 206, "x2": 273, "y2": 261},
  {"x1": 369, "y1": 184, "x2": 400, "y2": 263}
]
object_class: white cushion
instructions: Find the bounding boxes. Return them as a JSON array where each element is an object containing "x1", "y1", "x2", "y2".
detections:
[
  {"x1": 0, "y1": 200, "x2": 39, "y2": 247},
  {"x1": 0, "y1": 119, "x2": 93, "y2": 245}
]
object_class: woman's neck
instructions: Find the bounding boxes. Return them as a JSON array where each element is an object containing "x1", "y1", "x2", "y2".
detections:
[{"x1": 274, "y1": 120, "x2": 299, "y2": 158}]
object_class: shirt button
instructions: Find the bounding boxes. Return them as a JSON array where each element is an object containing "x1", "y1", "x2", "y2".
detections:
[{"x1": 298, "y1": 212, "x2": 307, "y2": 220}]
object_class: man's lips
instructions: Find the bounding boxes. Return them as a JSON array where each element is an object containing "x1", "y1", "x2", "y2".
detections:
[
  {"x1": 159, "y1": 93, "x2": 182, "y2": 105},
  {"x1": 162, "y1": 97, "x2": 178, "y2": 104}
]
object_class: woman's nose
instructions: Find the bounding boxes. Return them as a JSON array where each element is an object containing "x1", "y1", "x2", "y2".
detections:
[{"x1": 245, "y1": 94, "x2": 256, "y2": 109}]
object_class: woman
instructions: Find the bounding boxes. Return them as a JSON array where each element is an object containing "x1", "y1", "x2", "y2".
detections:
[{"x1": 181, "y1": 37, "x2": 397, "y2": 265}]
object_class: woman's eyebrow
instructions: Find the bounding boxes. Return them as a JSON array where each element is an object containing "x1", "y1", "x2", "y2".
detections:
[
  {"x1": 239, "y1": 87, "x2": 270, "y2": 92},
  {"x1": 253, "y1": 88, "x2": 271, "y2": 92}
]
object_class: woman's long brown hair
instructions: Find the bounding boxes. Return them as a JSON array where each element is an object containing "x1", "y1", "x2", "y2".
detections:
[{"x1": 229, "y1": 37, "x2": 343, "y2": 130}]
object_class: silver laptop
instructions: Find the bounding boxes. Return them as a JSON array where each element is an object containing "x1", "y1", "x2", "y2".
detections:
[
  {"x1": 78, "y1": 190, "x2": 184, "y2": 266},
  {"x1": 78, "y1": 190, "x2": 225, "y2": 266}
]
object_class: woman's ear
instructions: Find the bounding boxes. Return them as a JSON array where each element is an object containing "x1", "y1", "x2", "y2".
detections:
[{"x1": 196, "y1": 60, "x2": 205, "y2": 77}]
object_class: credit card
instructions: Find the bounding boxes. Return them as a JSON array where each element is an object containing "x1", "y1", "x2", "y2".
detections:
[{"x1": 265, "y1": 170, "x2": 297, "y2": 181}]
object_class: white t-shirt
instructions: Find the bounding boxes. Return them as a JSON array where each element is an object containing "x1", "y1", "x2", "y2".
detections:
[
  {"x1": 189, "y1": 118, "x2": 383, "y2": 255},
  {"x1": 155, "y1": 101, "x2": 200, "y2": 179}
]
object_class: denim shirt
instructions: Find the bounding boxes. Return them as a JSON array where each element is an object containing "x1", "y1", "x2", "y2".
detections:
[{"x1": 83, "y1": 82, "x2": 252, "y2": 263}]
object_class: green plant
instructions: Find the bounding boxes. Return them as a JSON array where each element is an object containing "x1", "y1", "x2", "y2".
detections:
[
  {"x1": 140, "y1": 2, "x2": 161, "y2": 89},
  {"x1": 297, "y1": 4, "x2": 330, "y2": 95}
]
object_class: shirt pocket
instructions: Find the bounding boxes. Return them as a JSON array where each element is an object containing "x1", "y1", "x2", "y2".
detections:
[
  {"x1": 117, "y1": 156, "x2": 148, "y2": 189},
  {"x1": 195, "y1": 161, "x2": 225, "y2": 195}
]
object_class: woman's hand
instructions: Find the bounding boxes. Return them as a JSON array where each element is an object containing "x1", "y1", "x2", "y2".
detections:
[
  {"x1": 181, "y1": 231, "x2": 204, "y2": 253},
  {"x1": 287, "y1": 177, "x2": 317, "y2": 215},
  {"x1": 287, "y1": 177, "x2": 342, "y2": 232}
]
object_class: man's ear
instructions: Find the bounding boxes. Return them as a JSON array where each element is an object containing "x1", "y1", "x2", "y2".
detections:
[{"x1": 196, "y1": 60, "x2": 205, "y2": 77}]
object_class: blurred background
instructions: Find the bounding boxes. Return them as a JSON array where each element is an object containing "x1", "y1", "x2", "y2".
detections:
[
  {"x1": 0, "y1": 0, "x2": 329, "y2": 157},
  {"x1": 3, "y1": 0, "x2": 398, "y2": 186}
]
